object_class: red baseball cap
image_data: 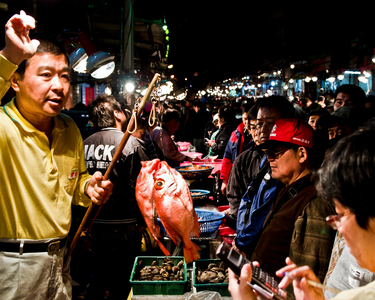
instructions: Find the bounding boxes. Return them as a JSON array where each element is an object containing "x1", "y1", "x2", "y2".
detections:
[{"x1": 258, "y1": 118, "x2": 314, "y2": 149}]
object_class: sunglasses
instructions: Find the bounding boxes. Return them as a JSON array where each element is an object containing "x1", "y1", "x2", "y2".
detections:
[{"x1": 263, "y1": 148, "x2": 289, "y2": 160}]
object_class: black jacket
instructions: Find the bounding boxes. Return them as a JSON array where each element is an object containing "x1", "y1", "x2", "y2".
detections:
[
  {"x1": 83, "y1": 128, "x2": 149, "y2": 224},
  {"x1": 190, "y1": 108, "x2": 212, "y2": 139},
  {"x1": 225, "y1": 148, "x2": 264, "y2": 229},
  {"x1": 211, "y1": 122, "x2": 236, "y2": 158}
]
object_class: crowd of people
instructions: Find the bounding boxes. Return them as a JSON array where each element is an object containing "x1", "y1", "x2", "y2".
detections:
[{"x1": 2, "y1": 10, "x2": 375, "y2": 300}]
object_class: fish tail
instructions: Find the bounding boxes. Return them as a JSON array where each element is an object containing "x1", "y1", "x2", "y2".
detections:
[{"x1": 183, "y1": 242, "x2": 201, "y2": 264}]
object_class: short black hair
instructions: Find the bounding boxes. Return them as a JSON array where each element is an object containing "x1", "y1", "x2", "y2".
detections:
[
  {"x1": 315, "y1": 130, "x2": 375, "y2": 229},
  {"x1": 257, "y1": 96, "x2": 296, "y2": 119},
  {"x1": 334, "y1": 84, "x2": 366, "y2": 109},
  {"x1": 218, "y1": 105, "x2": 234, "y2": 122},
  {"x1": 247, "y1": 102, "x2": 259, "y2": 120},
  {"x1": 161, "y1": 108, "x2": 180, "y2": 123},
  {"x1": 16, "y1": 32, "x2": 69, "y2": 78},
  {"x1": 87, "y1": 94, "x2": 122, "y2": 128},
  {"x1": 192, "y1": 100, "x2": 203, "y2": 109}
]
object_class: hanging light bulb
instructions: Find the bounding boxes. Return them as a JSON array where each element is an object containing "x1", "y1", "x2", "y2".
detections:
[
  {"x1": 358, "y1": 73, "x2": 368, "y2": 83},
  {"x1": 312, "y1": 76, "x2": 318, "y2": 82},
  {"x1": 283, "y1": 84, "x2": 288, "y2": 90},
  {"x1": 289, "y1": 78, "x2": 294, "y2": 83},
  {"x1": 305, "y1": 76, "x2": 311, "y2": 83},
  {"x1": 363, "y1": 69, "x2": 372, "y2": 78},
  {"x1": 328, "y1": 74, "x2": 336, "y2": 83},
  {"x1": 337, "y1": 73, "x2": 345, "y2": 81},
  {"x1": 372, "y1": 49, "x2": 375, "y2": 63},
  {"x1": 290, "y1": 63, "x2": 295, "y2": 69}
]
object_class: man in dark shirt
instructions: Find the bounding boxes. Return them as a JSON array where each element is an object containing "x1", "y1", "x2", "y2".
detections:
[{"x1": 83, "y1": 94, "x2": 149, "y2": 299}]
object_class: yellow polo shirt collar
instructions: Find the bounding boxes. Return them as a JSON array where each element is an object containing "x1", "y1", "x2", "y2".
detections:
[{"x1": 3, "y1": 98, "x2": 68, "y2": 134}]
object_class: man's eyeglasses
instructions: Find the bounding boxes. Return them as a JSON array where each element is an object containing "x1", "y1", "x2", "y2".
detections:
[{"x1": 263, "y1": 148, "x2": 289, "y2": 160}]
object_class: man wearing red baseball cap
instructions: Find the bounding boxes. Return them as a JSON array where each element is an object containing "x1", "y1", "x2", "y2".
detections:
[{"x1": 249, "y1": 119, "x2": 336, "y2": 296}]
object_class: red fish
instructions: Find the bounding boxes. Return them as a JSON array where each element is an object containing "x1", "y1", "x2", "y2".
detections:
[
  {"x1": 153, "y1": 161, "x2": 201, "y2": 264},
  {"x1": 135, "y1": 159, "x2": 170, "y2": 256}
]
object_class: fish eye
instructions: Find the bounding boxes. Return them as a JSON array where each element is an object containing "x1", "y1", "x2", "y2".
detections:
[{"x1": 154, "y1": 180, "x2": 164, "y2": 190}]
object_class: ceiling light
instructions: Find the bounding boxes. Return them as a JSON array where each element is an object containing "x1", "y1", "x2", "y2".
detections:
[
  {"x1": 87, "y1": 53, "x2": 115, "y2": 79},
  {"x1": 312, "y1": 76, "x2": 318, "y2": 82},
  {"x1": 363, "y1": 69, "x2": 371, "y2": 78},
  {"x1": 290, "y1": 64, "x2": 295, "y2": 69},
  {"x1": 104, "y1": 86, "x2": 112, "y2": 95},
  {"x1": 358, "y1": 73, "x2": 368, "y2": 83},
  {"x1": 337, "y1": 69, "x2": 345, "y2": 81},
  {"x1": 125, "y1": 82, "x2": 135, "y2": 93},
  {"x1": 69, "y1": 48, "x2": 88, "y2": 73},
  {"x1": 328, "y1": 74, "x2": 336, "y2": 83},
  {"x1": 78, "y1": 30, "x2": 115, "y2": 79},
  {"x1": 305, "y1": 76, "x2": 311, "y2": 82}
]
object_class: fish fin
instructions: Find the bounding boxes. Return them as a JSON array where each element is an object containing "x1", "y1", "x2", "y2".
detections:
[
  {"x1": 155, "y1": 239, "x2": 171, "y2": 256},
  {"x1": 190, "y1": 211, "x2": 201, "y2": 237},
  {"x1": 161, "y1": 222, "x2": 179, "y2": 246}
]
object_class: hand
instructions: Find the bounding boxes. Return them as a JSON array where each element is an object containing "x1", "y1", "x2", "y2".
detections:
[
  {"x1": 228, "y1": 264, "x2": 257, "y2": 300},
  {"x1": 221, "y1": 180, "x2": 227, "y2": 196},
  {"x1": 191, "y1": 157, "x2": 202, "y2": 162},
  {"x1": 86, "y1": 171, "x2": 113, "y2": 205},
  {"x1": 231, "y1": 239, "x2": 248, "y2": 258},
  {"x1": 206, "y1": 140, "x2": 215, "y2": 147},
  {"x1": 0, "y1": 10, "x2": 40, "y2": 65},
  {"x1": 276, "y1": 257, "x2": 325, "y2": 300}
]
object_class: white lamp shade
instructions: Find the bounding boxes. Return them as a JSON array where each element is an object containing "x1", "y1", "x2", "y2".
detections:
[
  {"x1": 87, "y1": 51, "x2": 115, "y2": 79},
  {"x1": 69, "y1": 48, "x2": 88, "y2": 73}
]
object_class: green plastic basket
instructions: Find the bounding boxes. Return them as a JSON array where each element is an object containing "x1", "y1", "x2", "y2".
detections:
[
  {"x1": 193, "y1": 258, "x2": 230, "y2": 297},
  {"x1": 129, "y1": 256, "x2": 187, "y2": 295}
]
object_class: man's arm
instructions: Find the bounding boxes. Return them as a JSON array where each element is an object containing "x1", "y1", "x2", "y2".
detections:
[
  {"x1": 289, "y1": 198, "x2": 336, "y2": 283},
  {"x1": 0, "y1": 10, "x2": 40, "y2": 66},
  {"x1": 0, "y1": 11, "x2": 40, "y2": 101}
]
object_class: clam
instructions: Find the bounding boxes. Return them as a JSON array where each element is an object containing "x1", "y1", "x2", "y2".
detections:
[
  {"x1": 134, "y1": 259, "x2": 185, "y2": 282},
  {"x1": 196, "y1": 262, "x2": 229, "y2": 284}
]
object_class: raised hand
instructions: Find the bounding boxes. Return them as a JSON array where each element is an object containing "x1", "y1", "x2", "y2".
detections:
[{"x1": 1, "y1": 10, "x2": 40, "y2": 65}]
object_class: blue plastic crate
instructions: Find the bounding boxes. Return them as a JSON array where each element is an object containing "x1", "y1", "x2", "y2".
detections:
[{"x1": 158, "y1": 208, "x2": 225, "y2": 235}]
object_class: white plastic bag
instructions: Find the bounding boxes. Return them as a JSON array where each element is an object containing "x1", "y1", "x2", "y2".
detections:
[{"x1": 186, "y1": 291, "x2": 223, "y2": 300}]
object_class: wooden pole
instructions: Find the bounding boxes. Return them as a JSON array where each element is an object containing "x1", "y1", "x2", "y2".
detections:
[{"x1": 64, "y1": 73, "x2": 160, "y2": 269}]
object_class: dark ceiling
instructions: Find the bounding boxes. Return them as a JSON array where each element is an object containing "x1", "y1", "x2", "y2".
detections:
[{"x1": 2, "y1": 1, "x2": 375, "y2": 91}]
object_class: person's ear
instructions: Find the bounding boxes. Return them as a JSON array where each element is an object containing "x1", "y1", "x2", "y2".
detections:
[
  {"x1": 113, "y1": 110, "x2": 123, "y2": 122},
  {"x1": 298, "y1": 147, "x2": 308, "y2": 163},
  {"x1": 10, "y1": 73, "x2": 22, "y2": 92}
]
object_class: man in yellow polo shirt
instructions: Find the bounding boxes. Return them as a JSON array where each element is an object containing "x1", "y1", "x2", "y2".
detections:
[{"x1": 0, "y1": 11, "x2": 113, "y2": 300}]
